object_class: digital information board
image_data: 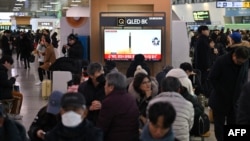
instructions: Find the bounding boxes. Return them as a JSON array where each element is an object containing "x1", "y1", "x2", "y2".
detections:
[{"x1": 216, "y1": 1, "x2": 250, "y2": 8}]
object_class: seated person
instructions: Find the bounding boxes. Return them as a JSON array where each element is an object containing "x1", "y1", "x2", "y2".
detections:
[
  {"x1": 156, "y1": 77, "x2": 194, "y2": 141},
  {"x1": 28, "y1": 91, "x2": 63, "y2": 141},
  {"x1": 180, "y1": 62, "x2": 203, "y2": 95},
  {"x1": 97, "y1": 72, "x2": 139, "y2": 141},
  {"x1": 37, "y1": 35, "x2": 56, "y2": 85},
  {"x1": 0, "y1": 103, "x2": 28, "y2": 141},
  {"x1": 44, "y1": 92, "x2": 103, "y2": 141},
  {"x1": 140, "y1": 101, "x2": 177, "y2": 141},
  {"x1": 0, "y1": 55, "x2": 16, "y2": 100}
]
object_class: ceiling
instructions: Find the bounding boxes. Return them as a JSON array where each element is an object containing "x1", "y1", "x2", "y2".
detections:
[{"x1": 0, "y1": 0, "x2": 89, "y2": 17}]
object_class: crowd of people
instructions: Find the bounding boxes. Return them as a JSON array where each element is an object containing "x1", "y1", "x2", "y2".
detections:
[{"x1": 0, "y1": 25, "x2": 250, "y2": 141}]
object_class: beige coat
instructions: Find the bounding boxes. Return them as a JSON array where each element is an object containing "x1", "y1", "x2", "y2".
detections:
[{"x1": 40, "y1": 44, "x2": 56, "y2": 70}]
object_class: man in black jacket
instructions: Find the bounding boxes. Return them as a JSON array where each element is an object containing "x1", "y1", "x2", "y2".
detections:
[
  {"x1": 62, "y1": 34, "x2": 84, "y2": 74},
  {"x1": 0, "y1": 55, "x2": 16, "y2": 100},
  {"x1": 0, "y1": 104, "x2": 28, "y2": 141},
  {"x1": 44, "y1": 92, "x2": 103, "y2": 141},
  {"x1": 208, "y1": 46, "x2": 249, "y2": 141},
  {"x1": 78, "y1": 62, "x2": 106, "y2": 125},
  {"x1": 194, "y1": 25, "x2": 211, "y2": 97},
  {"x1": 237, "y1": 81, "x2": 250, "y2": 125},
  {"x1": 28, "y1": 91, "x2": 63, "y2": 141}
]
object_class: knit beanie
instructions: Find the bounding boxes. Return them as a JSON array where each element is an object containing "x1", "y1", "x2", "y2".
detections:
[
  {"x1": 166, "y1": 68, "x2": 194, "y2": 95},
  {"x1": 134, "y1": 65, "x2": 148, "y2": 76}
]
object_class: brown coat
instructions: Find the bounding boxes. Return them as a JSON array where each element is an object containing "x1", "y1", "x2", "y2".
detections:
[{"x1": 40, "y1": 44, "x2": 56, "y2": 70}]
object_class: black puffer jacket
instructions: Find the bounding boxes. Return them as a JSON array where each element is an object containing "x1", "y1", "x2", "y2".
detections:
[
  {"x1": 28, "y1": 106, "x2": 60, "y2": 141},
  {"x1": 0, "y1": 117, "x2": 28, "y2": 141},
  {"x1": 0, "y1": 64, "x2": 15, "y2": 100},
  {"x1": 62, "y1": 40, "x2": 84, "y2": 60},
  {"x1": 44, "y1": 120, "x2": 103, "y2": 141}
]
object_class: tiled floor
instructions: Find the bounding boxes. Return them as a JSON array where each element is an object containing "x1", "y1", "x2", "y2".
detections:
[{"x1": 12, "y1": 54, "x2": 250, "y2": 141}]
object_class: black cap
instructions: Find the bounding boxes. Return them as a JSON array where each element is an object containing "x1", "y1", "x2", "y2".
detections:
[
  {"x1": 68, "y1": 34, "x2": 78, "y2": 40},
  {"x1": 60, "y1": 93, "x2": 86, "y2": 108}
]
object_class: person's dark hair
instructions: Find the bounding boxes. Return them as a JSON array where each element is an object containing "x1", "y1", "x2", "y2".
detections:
[
  {"x1": 134, "y1": 54, "x2": 145, "y2": 62},
  {"x1": 198, "y1": 25, "x2": 209, "y2": 34},
  {"x1": 0, "y1": 55, "x2": 14, "y2": 65},
  {"x1": 234, "y1": 46, "x2": 250, "y2": 59},
  {"x1": 162, "y1": 65, "x2": 173, "y2": 73},
  {"x1": 104, "y1": 60, "x2": 116, "y2": 74},
  {"x1": 180, "y1": 62, "x2": 193, "y2": 72},
  {"x1": 161, "y1": 76, "x2": 181, "y2": 92},
  {"x1": 87, "y1": 62, "x2": 103, "y2": 76},
  {"x1": 52, "y1": 32, "x2": 57, "y2": 37},
  {"x1": 68, "y1": 74, "x2": 81, "y2": 86},
  {"x1": 106, "y1": 72, "x2": 127, "y2": 90},
  {"x1": 133, "y1": 73, "x2": 151, "y2": 95},
  {"x1": 148, "y1": 101, "x2": 176, "y2": 128},
  {"x1": 44, "y1": 35, "x2": 51, "y2": 44}
]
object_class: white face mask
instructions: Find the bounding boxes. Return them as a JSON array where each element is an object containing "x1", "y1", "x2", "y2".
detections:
[{"x1": 62, "y1": 111, "x2": 83, "y2": 127}]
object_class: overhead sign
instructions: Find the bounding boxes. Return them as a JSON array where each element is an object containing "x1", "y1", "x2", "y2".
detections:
[
  {"x1": 100, "y1": 16, "x2": 165, "y2": 26},
  {"x1": 193, "y1": 11, "x2": 211, "y2": 24},
  {"x1": 216, "y1": 1, "x2": 250, "y2": 8},
  {"x1": 38, "y1": 22, "x2": 53, "y2": 26}
]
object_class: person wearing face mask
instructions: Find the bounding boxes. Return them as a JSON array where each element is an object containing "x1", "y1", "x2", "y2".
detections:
[
  {"x1": 78, "y1": 62, "x2": 106, "y2": 125},
  {"x1": 44, "y1": 92, "x2": 103, "y2": 141}
]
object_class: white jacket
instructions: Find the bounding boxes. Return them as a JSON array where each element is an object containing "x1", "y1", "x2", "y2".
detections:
[
  {"x1": 151, "y1": 92, "x2": 194, "y2": 141},
  {"x1": 37, "y1": 44, "x2": 46, "y2": 62}
]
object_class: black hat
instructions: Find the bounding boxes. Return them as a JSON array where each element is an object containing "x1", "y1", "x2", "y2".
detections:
[
  {"x1": 134, "y1": 54, "x2": 145, "y2": 62},
  {"x1": 68, "y1": 34, "x2": 78, "y2": 40},
  {"x1": 60, "y1": 93, "x2": 86, "y2": 108}
]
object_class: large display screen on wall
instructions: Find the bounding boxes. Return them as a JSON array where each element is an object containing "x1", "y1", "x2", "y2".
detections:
[
  {"x1": 104, "y1": 29, "x2": 162, "y2": 61},
  {"x1": 193, "y1": 11, "x2": 211, "y2": 24}
]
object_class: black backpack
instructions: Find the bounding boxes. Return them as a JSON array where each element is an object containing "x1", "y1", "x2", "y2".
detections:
[{"x1": 191, "y1": 112, "x2": 210, "y2": 136}]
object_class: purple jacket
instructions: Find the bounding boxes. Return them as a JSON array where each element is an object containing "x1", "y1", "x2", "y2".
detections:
[{"x1": 97, "y1": 90, "x2": 139, "y2": 141}]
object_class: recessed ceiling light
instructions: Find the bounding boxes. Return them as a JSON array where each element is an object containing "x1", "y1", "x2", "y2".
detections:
[
  {"x1": 44, "y1": 5, "x2": 52, "y2": 8},
  {"x1": 70, "y1": 4, "x2": 79, "y2": 7},
  {"x1": 13, "y1": 7, "x2": 22, "y2": 9},
  {"x1": 40, "y1": 8, "x2": 47, "y2": 11},
  {"x1": 15, "y1": 3, "x2": 24, "y2": 6},
  {"x1": 17, "y1": 0, "x2": 26, "y2": 2},
  {"x1": 13, "y1": 9, "x2": 20, "y2": 11},
  {"x1": 72, "y1": 0, "x2": 81, "y2": 3},
  {"x1": 50, "y1": 2, "x2": 59, "y2": 5},
  {"x1": 62, "y1": 7, "x2": 69, "y2": 9}
]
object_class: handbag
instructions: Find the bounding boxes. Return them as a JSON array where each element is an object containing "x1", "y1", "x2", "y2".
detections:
[{"x1": 29, "y1": 54, "x2": 35, "y2": 63}]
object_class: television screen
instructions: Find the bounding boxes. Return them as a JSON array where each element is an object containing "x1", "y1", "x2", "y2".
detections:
[
  {"x1": 104, "y1": 29, "x2": 162, "y2": 61},
  {"x1": 193, "y1": 11, "x2": 211, "y2": 24}
]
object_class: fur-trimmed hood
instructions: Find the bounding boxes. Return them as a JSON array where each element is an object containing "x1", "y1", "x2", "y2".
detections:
[{"x1": 128, "y1": 76, "x2": 159, "y2": 101}]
